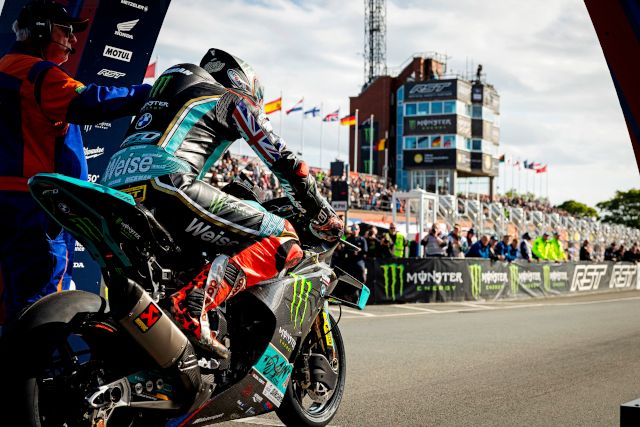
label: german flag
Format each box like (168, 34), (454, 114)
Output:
(264, 97), (282, 114)
(377, 138), (386, 151)
(340, 114), (356, 126)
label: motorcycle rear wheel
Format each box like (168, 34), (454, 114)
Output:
(0, 319), (154, 426)
(276, 314), (346, 427)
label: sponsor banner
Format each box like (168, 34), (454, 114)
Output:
(372, 258), (466, 303)
(404, 115), (471, 138)
(404, 79), (471, 102)
(368, 259), (638, 304)
(470, 153), (498, 176)
(403, 149), (471, 172)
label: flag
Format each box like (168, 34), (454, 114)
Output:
(431, 136), (441, 148)
(523, 160), (529, 169)
(304, 106), (320, 117)
(286, 98), (304, 115)
(145, 61), (156, 79)
(340, 114), (356, 126)
(360, 116), (372, 127)
(376, 138), (386, 151)
(322, 109), (340, 122)
(264, 97), (282, 114)
(513, 160), (520, 169)
(535, 164), (547, 174)
(499, 154), (506, 162)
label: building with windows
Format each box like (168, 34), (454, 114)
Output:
(349, 54), (501, 197)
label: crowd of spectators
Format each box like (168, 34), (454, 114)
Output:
(206, 156), (639, 265)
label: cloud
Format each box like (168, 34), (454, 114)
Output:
(154, 0), (638, 206)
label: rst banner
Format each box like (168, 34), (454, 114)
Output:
(368, 259), (639, 304)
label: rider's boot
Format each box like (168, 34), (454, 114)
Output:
(171, 255), (245, 359)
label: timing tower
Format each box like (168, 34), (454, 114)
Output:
(364, 0), (387, 86)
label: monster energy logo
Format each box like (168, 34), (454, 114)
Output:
(150, 75), (172, 98)
(543, 265), (551, 292)
(509, 264), (519, 295)
(290, 273), (312, 327)
(469, 265), (482, 299)
(69, 217), (102, 242)
(208, 193), (227, 214)
(381, 263), (404, 301)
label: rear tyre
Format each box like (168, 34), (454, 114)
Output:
(0, 318), (147, 426)
(276, 314), (346, 427)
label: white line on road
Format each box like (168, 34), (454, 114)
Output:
(393, 304), (440, 313)
(456, 302), (495, 310)
(338, 295), (640, 320)
(333, 307), (376, 317)
(231, 417), (339, 427)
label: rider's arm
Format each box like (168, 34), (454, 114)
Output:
(229, 99), (342, 240)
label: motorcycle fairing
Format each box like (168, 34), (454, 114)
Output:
(167, 259), (335, 425)
(28, 173), (144, 268)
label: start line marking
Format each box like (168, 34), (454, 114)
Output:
(232, 417), (339, 427)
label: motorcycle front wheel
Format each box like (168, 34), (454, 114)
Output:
(276, 313), (346, 427)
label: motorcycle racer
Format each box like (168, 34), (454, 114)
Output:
(102, 49), (343, 357)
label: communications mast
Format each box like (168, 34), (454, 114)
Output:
(364, 0), (387, 86)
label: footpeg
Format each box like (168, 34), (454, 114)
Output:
(198, 357), (220, 370)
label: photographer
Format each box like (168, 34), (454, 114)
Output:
(422, 225), (447, 257)
(379, 233), (395, 258)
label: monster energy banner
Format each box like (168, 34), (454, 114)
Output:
(369, 259), (639, 304)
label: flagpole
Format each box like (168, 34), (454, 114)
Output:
(354, 109), (359, 173)
(369, 114), (374, 175)
(383, 130), (389, 184)
(319, 103), (324, 168)
(279, 91), (283, 136)
(300, 104), (305, 156)
(546, 167), (549, 200)
(337, 116), (341, 161)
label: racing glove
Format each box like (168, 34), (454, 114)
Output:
(309, 200), (344, 242)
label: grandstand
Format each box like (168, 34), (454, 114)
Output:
(207, 153), (640, 256)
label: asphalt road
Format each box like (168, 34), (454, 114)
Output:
(225, 290), (640, 427)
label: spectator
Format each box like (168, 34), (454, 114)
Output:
(447, 233), (465, 258)
(0, 0), (151, 323)
(604, 242), (618, 261)
(382, 223), (407, 258)
(532, 232), (551, 260)
(494, 234), (511, 261)
(548, 231), (567, 261)
(506, 237), (519, 262)
(466, 235), (491, 258)
(579, 240), (593, 261)
(346, 224), (368, 283)
(466, 228), (477, 249)
(379, 231), (395, 258)
(364, 226), (380, 258)
(488, 235), (500, 261)
(623, 243), (638, 263)
(422, 225), (446, 257)
(519, 233), (533, 262)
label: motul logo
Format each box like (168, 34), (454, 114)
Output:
(103, 45), (132, 62)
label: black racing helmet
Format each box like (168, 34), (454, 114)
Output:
(200, 48), (264, 109)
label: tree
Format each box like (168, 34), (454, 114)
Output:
(556, 200), (599, 219)
(596, 189), (640, 228)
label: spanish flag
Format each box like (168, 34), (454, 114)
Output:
(340, 114), (356, 126)
(265, 97), (282, 114)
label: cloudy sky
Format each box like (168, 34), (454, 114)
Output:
(151, 0), (639, 206)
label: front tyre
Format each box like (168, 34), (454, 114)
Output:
(276, 314), (346, 427)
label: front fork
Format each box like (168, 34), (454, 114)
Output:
(313, 301), (337, 367)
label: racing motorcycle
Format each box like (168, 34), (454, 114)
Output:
(0, 172), (368, 426)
